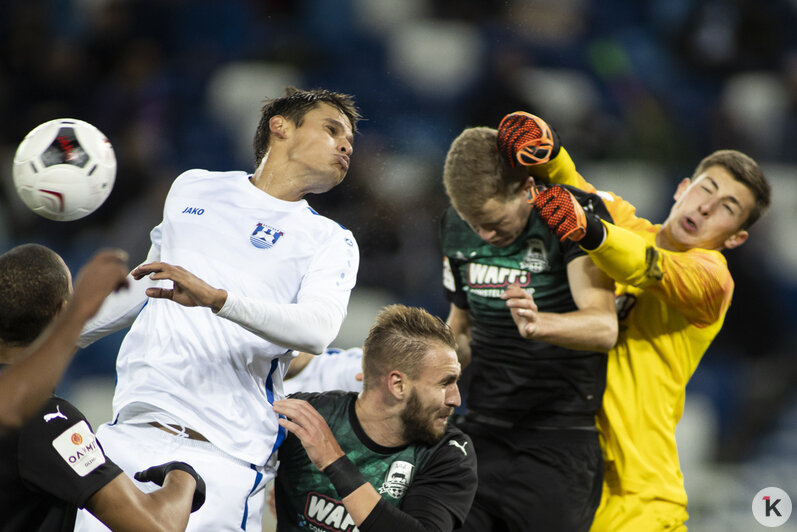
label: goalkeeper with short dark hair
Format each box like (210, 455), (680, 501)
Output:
(498, 112), (772, 531)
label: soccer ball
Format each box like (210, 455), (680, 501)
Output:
(13, 118), (116, 221)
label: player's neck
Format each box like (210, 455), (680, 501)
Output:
(655, 224), (687, 252)
(0, 344), (28, 365)
(250, 167), (303, 202)
(250, 153), (312, 202)
(354, 394), (408, 448)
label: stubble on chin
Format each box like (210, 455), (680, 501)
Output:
(400, 391), (448, 446)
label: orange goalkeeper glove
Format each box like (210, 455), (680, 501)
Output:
(530, 186), (605, 250)
(497, 111), (560, 167)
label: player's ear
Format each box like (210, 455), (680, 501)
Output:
(269, 116), (288, 139)
(387, 370), (406, 399)
(673, 177), (691, 201)
(55, 298), (69, 316)
(723, 229), (748, 250)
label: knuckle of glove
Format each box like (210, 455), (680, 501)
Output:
(533, 189), (556, 211)
(533, 188), (577, 238)
(498, 114), (535, 165)
(134, 466), (162, 485)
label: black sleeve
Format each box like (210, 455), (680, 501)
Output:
(443, 255), (469, 310)
(358, 499), (431, 532)
(439, 209), (469, 310)
(18, 398), (123, 508)
(564, 185), (614, 224)
(359, 432), (478, 532)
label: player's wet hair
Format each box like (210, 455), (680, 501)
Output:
(0, 244), (70, 346)
(253, 86), (361, 167)
(693, 149), (771, 230)
(443, 127), (527, 219)
(361, 305), (456, 391)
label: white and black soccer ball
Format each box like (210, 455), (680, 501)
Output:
(12, 118), (116, 221)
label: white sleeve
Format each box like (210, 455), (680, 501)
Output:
(216, 293), (344, 354)
(284, 347), (363, 395)
(217, 230), (358, 354)
(320, 347), (364, 392)
(77, 226), (162, 348)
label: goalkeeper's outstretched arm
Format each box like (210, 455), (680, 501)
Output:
(497, 112), (652, 232)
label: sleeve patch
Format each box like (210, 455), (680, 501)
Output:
(442, 257), (457, 292)
(645, 246), (664, 281)
(51, 420), (106, 477)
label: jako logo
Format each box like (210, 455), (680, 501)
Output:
(182, 206), (205, 215)
(752, 487), (792, 527)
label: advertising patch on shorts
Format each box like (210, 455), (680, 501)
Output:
(51, 420), (106, 477)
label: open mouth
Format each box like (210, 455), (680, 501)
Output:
(335, 155), (350, 171)
(682, 216), (698, 233)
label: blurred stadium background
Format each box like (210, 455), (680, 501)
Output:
(2, 1), (797, 530)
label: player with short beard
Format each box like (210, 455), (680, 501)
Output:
(400, 387), (453, 446)
(272, 304), (477, 532)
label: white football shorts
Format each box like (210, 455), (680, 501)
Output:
(73, 421), (275, 531)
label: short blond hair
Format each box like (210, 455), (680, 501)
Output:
(361, 304), (456, 390)
(442, 127), (526, 217)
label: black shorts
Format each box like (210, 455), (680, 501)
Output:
(455, 418), (603, 532)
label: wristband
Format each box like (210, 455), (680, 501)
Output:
(580, 215), (607, 251)
(323, 455), (368, 499)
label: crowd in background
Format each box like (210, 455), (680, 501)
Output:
(2, 1), (797, 520)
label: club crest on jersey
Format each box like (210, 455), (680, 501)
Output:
(250, 222), (284, 249)
(378, 461), (414, 499)
(519, 238), (549, 273)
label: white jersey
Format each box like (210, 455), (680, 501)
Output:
(105, 169), (359, 465)
(283, 347), (364, 396)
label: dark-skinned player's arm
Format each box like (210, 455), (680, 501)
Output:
(85, 461), (205, 532)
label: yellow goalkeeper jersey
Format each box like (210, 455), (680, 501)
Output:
(535, 149), (734, 505)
